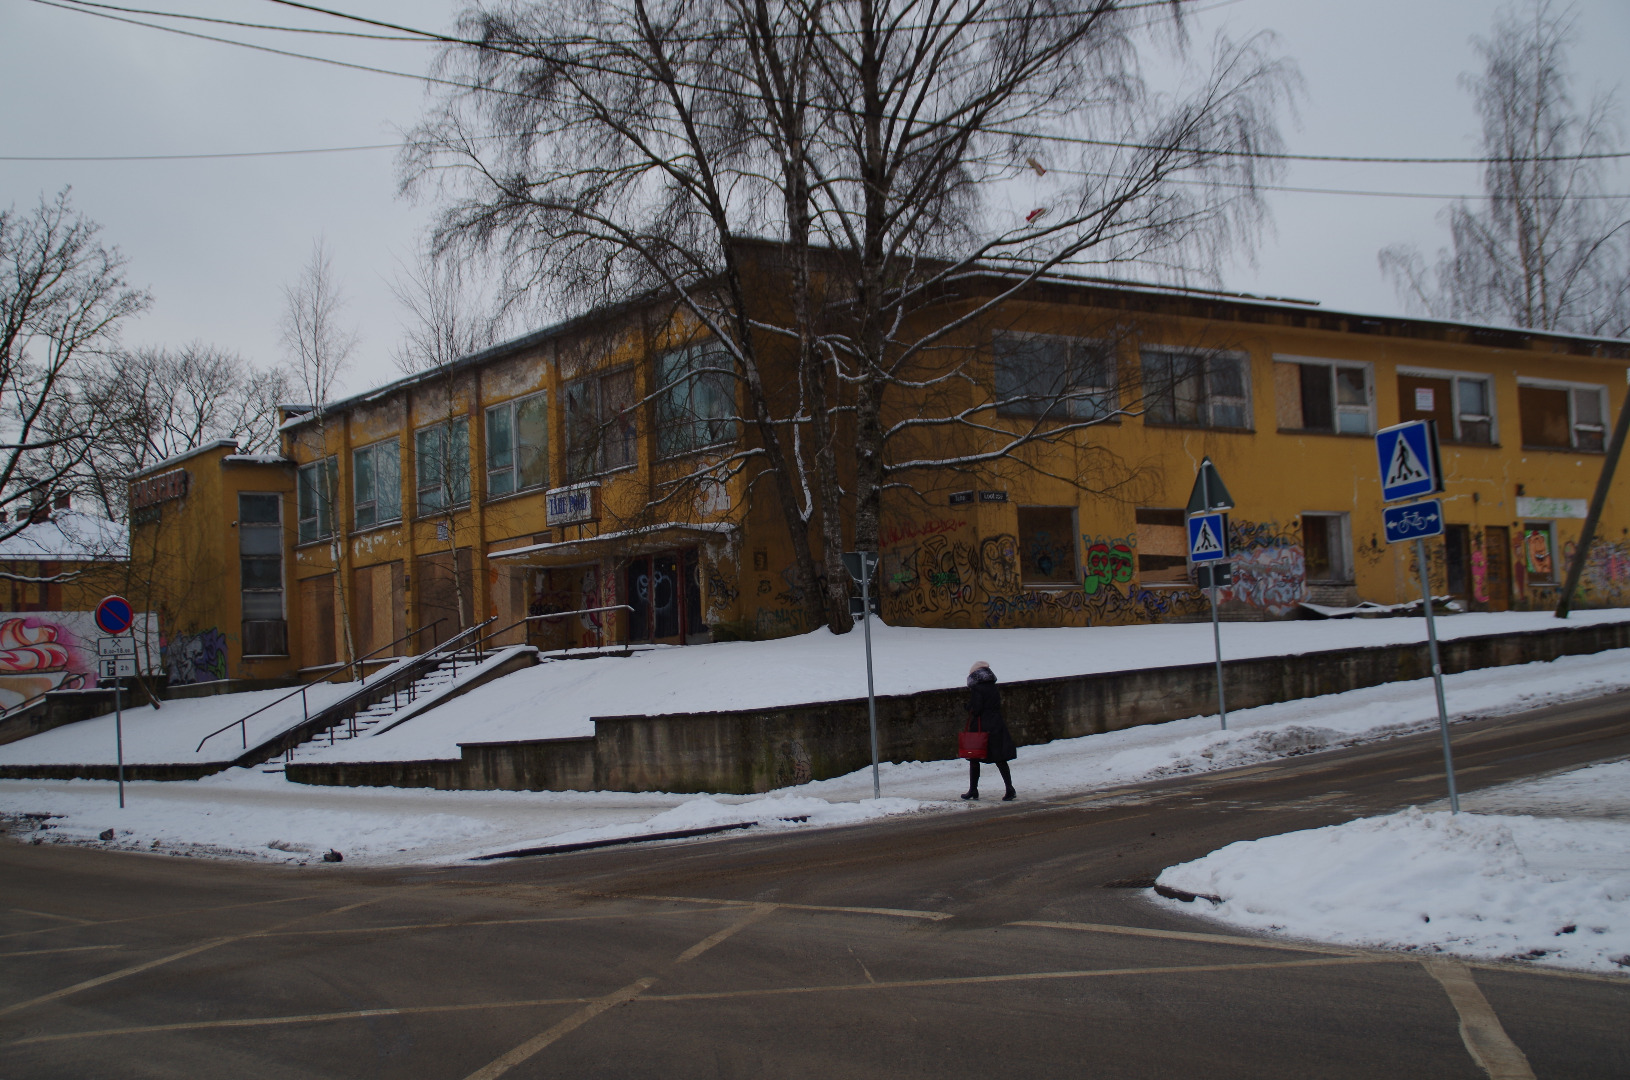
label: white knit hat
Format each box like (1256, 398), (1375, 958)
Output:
(969, 660), (991, 674)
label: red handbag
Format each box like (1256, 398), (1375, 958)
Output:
(958, 725), (989, 760)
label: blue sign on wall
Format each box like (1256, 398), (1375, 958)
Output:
(1382, 499), (1445, 544)
(1187, 512), (1228, 563)
(1375, 421), (1442, 503)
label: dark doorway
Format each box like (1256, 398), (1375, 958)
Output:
(625, 548), (702, 644)
(1482, 526), (1511, 612)
(1444, 524), (1470, 602)
(418, 548), (474, 647)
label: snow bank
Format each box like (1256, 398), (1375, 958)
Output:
(1155, 770), (1630, 973)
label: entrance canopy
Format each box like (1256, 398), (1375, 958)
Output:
(489, 521), (736, 565)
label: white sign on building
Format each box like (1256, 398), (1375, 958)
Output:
(545, 484), (597, 526)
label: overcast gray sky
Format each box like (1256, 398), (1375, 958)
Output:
(3, 0), (1627, 397)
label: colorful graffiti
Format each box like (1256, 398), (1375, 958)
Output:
(1471, 547), (1489, 604)
(1220, 518), (1308, 615)
(879, 517), (967, 549)
(981, 583), (1208, 628)
(1564, 537), (1630, 605)
(0, 616), (88, 709)
(1080, 535), (1135, 595)
(164, 627), (228, 685)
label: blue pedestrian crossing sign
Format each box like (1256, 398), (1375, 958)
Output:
(1382, 499), (1445, 544)
(1375, 421), (1442, 503)
(1187, 512), (1228, 563)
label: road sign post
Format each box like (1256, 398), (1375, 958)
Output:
(842, 551), (882, 800)
(1186, 458), (1233, 731)
(1372, 429), (1458, 813)
(96, 596), (134, 809)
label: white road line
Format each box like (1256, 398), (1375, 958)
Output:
(0, 895), (319, 942)
(459, 978), (657, 1080)
(1424, 960), (1537, 1080)
(0, 943), (126, 959)
(1010, 920), (1368, 956)
(674, 904), (776, 964)
(10, 908), (94, 925)
(600, 892), (953, 921)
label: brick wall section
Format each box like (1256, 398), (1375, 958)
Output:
(283, 619), (1630, 794)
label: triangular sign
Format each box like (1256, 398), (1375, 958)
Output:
(1192, 519), (1224, 556)
(1384, 435), (1429, 489)
(1186, 457), (1234, 514)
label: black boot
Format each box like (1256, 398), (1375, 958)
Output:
(1002, 788), (1017, 801)
(960, 790), (979, 801)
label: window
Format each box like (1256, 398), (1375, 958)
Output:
(1142, 349), (1251, 429)
(1017, 506), (1078, 586)
(486, 392), (549, 498)
(296, 457), (338, 544)
(1275, 358), (1372, 434)
(565, 367), (637, 481)
(1134, 507), (1189, 585)
(1521, 522), (1556, 583)
(1301, 513), (1352, 583)
(1519, 382), (1606, 451)
(239, 492), (286, 655)
(656, 345), (735, 457)
(352, 439), (401, 529)
(1398, 372), (1493, 444)
(993, 333), (1116, 421)
(416, 417), (470, 513)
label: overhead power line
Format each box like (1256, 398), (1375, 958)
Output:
(26, 0), (1630, 170)
(56, 0), (425, 39)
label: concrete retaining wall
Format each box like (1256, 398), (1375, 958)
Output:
(285, 618), (1630, 794)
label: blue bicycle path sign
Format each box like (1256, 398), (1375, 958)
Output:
(1187, 512), (1228, 563)
(1375, 420), (1442, 503)
(1383, 499), (1445, 544)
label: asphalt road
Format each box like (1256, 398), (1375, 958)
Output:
(3, 689), (1629, 1079)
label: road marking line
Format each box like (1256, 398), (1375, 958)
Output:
(1009, 920), (1367, 956)
(260, 908), (704, 939)
(675, 904), (776, 964)
(1423, 960), (1536, 1080)
(0, 944), (126, 959)
(0, 898), (377, 1020)
(597, 893), (953, 921)
(0, 895), (319, 942)
(6, 996), (596, 1047)
(642, 955), (1382, 1003)
(10, 908), (94, 925)
(460, 978), (657, 1080)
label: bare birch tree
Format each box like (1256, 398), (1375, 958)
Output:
(282, 240), (360, 666)
(406, 0), (1295, 632)
(1380, 0), (1629, 337)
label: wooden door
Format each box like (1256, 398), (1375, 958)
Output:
(1482, 526), (1511, 612)
(354, 562), (406, 658)
(419, 548), (474, 647)
(299, 574), (337, 669)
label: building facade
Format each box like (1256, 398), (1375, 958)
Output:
(129, 274), (1630, 684)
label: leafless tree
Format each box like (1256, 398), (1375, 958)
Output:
(406, 0), (1295, 632)
(82, 342), (291, 520)
(0, 188), (148, 550)
(282, 240), (360, 666)
(1380, 0), (1629, 337)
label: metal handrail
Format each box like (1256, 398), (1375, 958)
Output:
(472, 604), (633, 655)
(195, 616), (494, 754)
(349, 618), (445, 683)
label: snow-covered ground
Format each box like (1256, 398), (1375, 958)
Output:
(4, 647), (1628, 871)
(1155, 760), (1630, 973)
(4, 610), (1627, 768)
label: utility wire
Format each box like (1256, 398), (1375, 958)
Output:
(55, 0), (425, 39)
(25, 0), (1630, 170)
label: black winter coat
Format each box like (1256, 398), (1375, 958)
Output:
(966, 671), (1017, 763)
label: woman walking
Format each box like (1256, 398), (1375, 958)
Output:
(963, 660), (1017, 801)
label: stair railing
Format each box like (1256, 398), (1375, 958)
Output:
(197, 617), (493, 754)
(349, 618), (445, 684)
(470, 604), (633, 656)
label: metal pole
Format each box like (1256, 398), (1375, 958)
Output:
(862, 554), (881, 801)
(1415, 536), (1459, 813)
(1556, 367), (1630, 619)
(1202, 467), (1227, 730)
(114, 671), (125, 810)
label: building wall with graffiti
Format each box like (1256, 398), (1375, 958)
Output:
(0, 611), (160, 710)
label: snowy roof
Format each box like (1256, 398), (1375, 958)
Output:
(128, 440), (241, 480)
(0, 511), (128, 562)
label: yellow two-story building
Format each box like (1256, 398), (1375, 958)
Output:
(129, 266), (1630, 685)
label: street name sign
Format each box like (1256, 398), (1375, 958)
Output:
(1375, 421), (1442, 503)
(1187, 512), (1228, 563)
(1382, 499), (1446, 544)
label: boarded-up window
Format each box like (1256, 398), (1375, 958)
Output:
(1519, 383), (1605, 450)
(418, 548), (474, 647)
(1400, 374), (1494, 445)
(299, 574), (338, 669)
(1275, 360), (1370, 434)
(354, 561), (406, 658)
(1017, 507), (1078, 586)
(1135, 507), (1188, 584)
